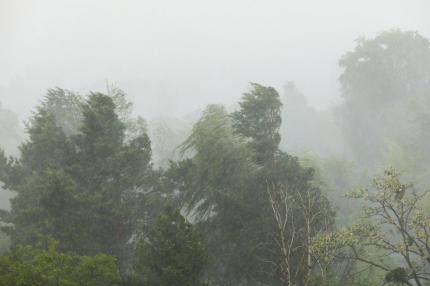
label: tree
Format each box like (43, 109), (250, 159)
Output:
(231, 84), (335, 285)
(19, 102), (75, 178)
(170, 104), (257, 285)
(180, 104), (254, 215)
(232, 83), (282, 165)
(260, 153), (334, 286)
(69, 92), (153, 264)
(338, 30), (430, 168)
(0, 237), (120, 286)
(41, 88), (83, 136)
(171, 84), (335, 285)
(0, 94), (80, 249)
(313, 169), (430, 285)
(3, 169), (85, 252)
(0, 90), (155, 272)
(134, 204), (207, 286)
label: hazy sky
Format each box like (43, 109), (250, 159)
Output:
(1, 0), (429, 119)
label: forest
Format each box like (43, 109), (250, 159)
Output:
(1, 29), (430, 286)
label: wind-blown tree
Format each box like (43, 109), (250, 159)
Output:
(134, 204), (207, 286)
(180, 104), (254, 215)
(41, 88), (83, 136)
(232, 82), (282, 165)
(169, 84), (334, 285)
(232, 83), (334, 286)
(177, 104), (258, 285)
(0, 89), (154, 271)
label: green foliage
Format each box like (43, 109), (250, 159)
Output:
(168, 104), (256, 284)
(232, 82), (282, 164)
(180, 104), (254, 215)
(170, 84), (335, 285)
(0, 90), (155, 272)
(314, 169), (430, 285)
(134, 204), (207, 286)
(385, 267), (408, 284)
(67, 92), (154, 259)
(4, 169), (85, 251)
(42, 88), (83, 136)
(0, 237), (120, 286)
(19, 104), (74, 175)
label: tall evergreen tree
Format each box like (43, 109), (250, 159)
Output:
(0, 90), (154, 271)
(71, 93), (153, 262)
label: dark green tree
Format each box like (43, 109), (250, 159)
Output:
(71, 93), (153, 260)
(170, 84), (334, 285)
(134, 204), (207, 286)
(232, 83), (282, 164)
(3, 169), (85, 252)
(0, 90), (154, 272)
(0, 94), (79, 252)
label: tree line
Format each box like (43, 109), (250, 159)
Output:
(1, 29), (430, 286)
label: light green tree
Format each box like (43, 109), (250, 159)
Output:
(313, 169), (430, 286)
(0, 237), (121, 286)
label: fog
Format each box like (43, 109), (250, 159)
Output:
(1, 0), (429, 119)
(2, 2), (430, 285)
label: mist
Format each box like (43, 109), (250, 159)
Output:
(1, 1), (430, 285)
(2, 0), (429, 119)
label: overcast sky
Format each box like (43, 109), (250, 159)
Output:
(1, 0), (429, 119)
